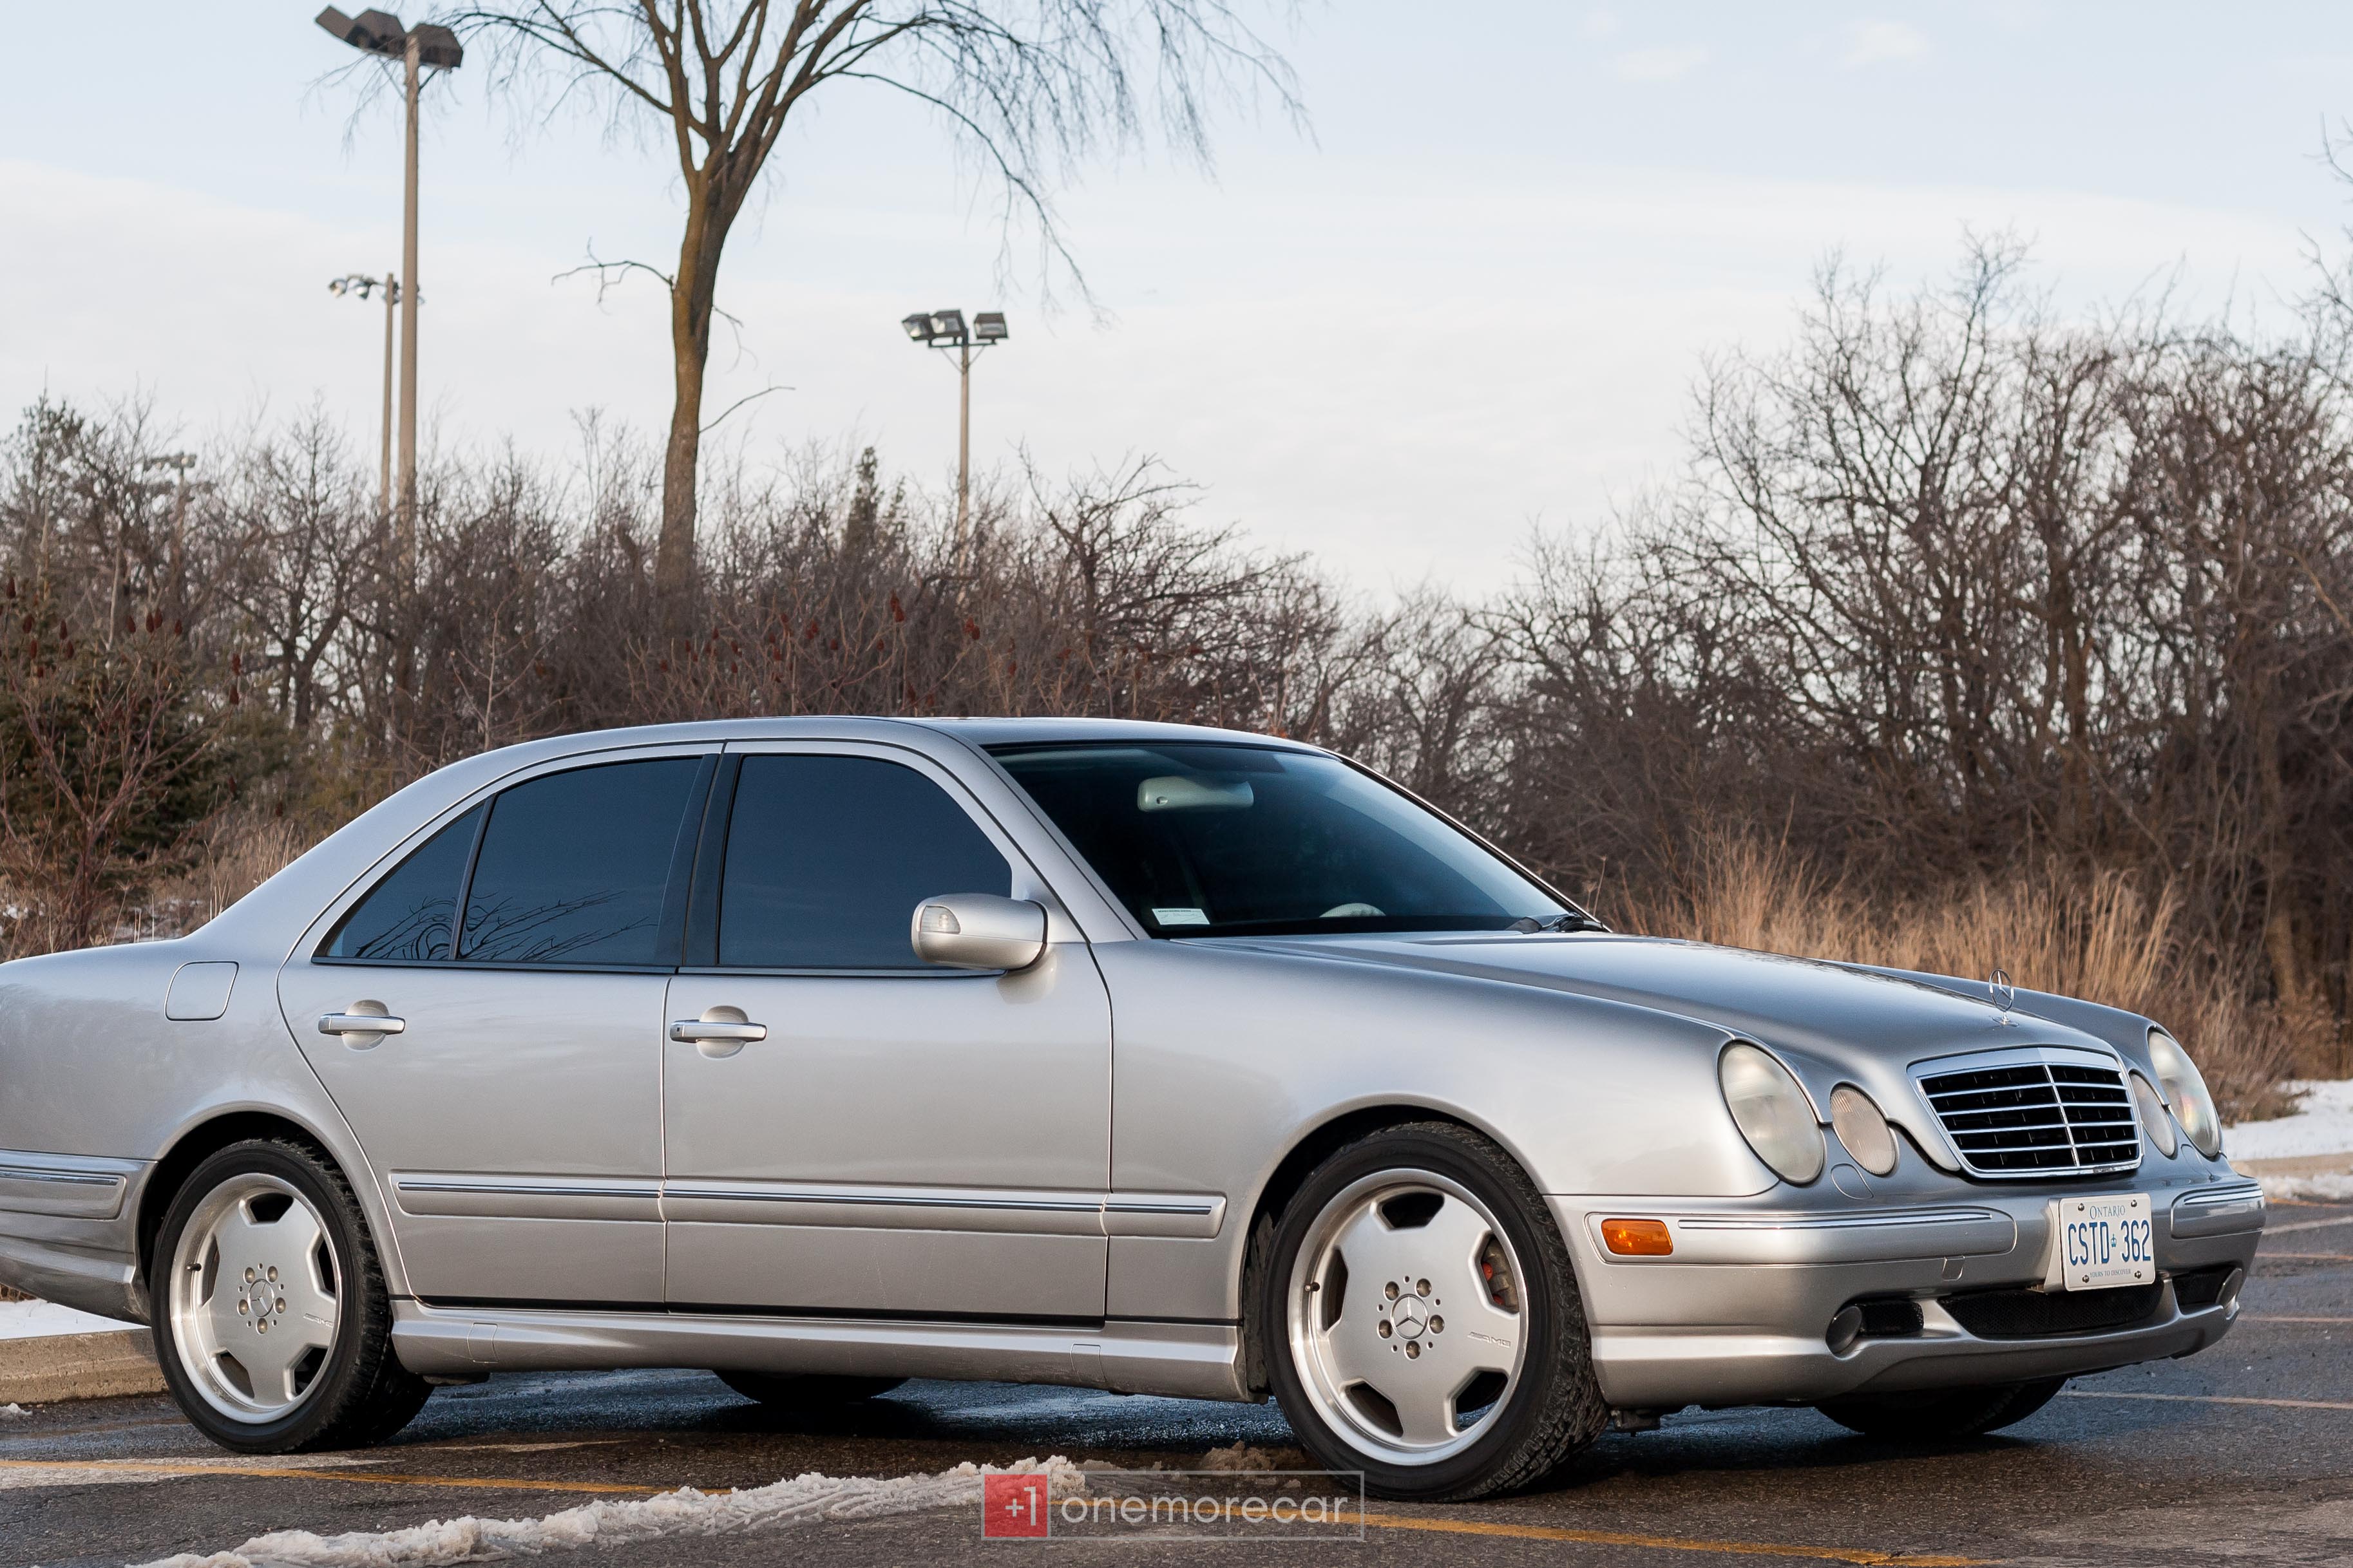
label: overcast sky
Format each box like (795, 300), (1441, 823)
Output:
(5, 3), (2352, 592)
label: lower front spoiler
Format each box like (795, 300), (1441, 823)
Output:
(1590, 1286), (2240, 1409)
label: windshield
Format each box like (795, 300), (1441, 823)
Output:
(989, 741), (1577, 938)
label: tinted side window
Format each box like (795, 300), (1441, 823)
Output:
(719, 755), (1011, 968)
(322, 803), (485, 961)
(460, 759), (703, 967)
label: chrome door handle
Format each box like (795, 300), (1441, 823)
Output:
(668, 1020), (768, 1044)
(318, 1012), (406, 1036)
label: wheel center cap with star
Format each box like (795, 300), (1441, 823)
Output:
(1391, 1294), (1429, 1340)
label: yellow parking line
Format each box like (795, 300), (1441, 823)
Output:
(0, 1459), (1994, 1564)
(1355, 1511), (1990, 1564)
(0, 1457), (667, 1495)
(2062, 1390), (2353, 1412)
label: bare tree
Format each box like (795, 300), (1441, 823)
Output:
(448, 0), (1300, 632)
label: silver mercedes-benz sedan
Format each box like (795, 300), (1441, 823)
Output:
(0, 718), (2263, 1499)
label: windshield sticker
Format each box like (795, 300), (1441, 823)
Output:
(1152, 907), (1212, 927)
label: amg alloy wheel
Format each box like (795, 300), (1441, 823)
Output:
(1259, 1122), (1607, 1500)
(151, 1139), (429, 1453)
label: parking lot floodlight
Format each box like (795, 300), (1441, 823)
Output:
(972, 312), (1008, 342)
(929, 308), (967, 343)
(902, 312), (937, 343)
(316, 7), (408, 57)
(410, 22), (463, 68)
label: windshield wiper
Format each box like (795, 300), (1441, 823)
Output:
(1510, 912), (1606, 934)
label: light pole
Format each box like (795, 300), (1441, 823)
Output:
(329, 272), (399, 523)
(138, 453), (199, 629)
(902, 308), (1008, 569)
(316, 8), (462, 586)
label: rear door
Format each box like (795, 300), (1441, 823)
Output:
(660, 741), (1112, 1319)
(280, 748), (712, 1305)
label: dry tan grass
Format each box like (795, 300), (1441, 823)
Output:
(1614, 834), (2307, 1122)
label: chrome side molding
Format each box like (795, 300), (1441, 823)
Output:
(386, 1173), (1226, 1236)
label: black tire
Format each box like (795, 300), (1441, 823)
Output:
(149, 1138), (430, 1453)
(1255, 1122), (1608, 1502)
(716, 1370), (908, 1406)
(1815, 1376), (2066, 1440)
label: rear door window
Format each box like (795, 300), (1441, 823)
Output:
(459, 759), (705, 967)
(321, 802), (486, 962)
(718, 754), (1011, 969)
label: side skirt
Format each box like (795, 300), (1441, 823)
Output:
(390, 1301), (1251, 1403)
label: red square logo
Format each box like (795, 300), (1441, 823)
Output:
(984, 1473), (1050, 1538)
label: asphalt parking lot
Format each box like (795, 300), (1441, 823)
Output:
(5, 1200), (2349, 1568)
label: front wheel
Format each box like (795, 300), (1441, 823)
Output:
(1815, 1377), (2066, 1440)
(151, 1138), (429, 1453)
(1257, 1122), (1608, 1501)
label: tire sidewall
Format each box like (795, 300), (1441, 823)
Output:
(1257, 1125), (1594, 1500)
(149, 1140), (376, 1453)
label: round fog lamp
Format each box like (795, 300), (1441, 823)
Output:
(1829, 1085), (1899, 1176)
(2130, 1072), (2178, 1158)
(1719, 1043), (1825, 1185)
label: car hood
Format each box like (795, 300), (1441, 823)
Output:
(1219, 930), (2122, 1078)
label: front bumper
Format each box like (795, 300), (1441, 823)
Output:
(1554, 1176), (2264, 1410)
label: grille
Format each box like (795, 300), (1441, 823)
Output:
(1944, 1281), (2163, 1339)
(1915, 1052), (2141, 1178)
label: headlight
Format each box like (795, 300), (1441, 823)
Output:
(1829, 1084), (1899, 1176)
(2129, 1072), (2178, 1158)
(2147, 1029), (2222, 1158)
(1720, 1043), (1825, 1184)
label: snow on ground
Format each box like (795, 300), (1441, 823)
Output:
(0, 1404), (26, 1421)
(133, 1456), (1086, 1568)
(2226, 1080), (2353, 1160)
(0, 1299), (134, 1340)
(2225, 1079), (2353, 1199)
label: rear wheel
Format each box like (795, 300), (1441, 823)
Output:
(1815, 1377), (2066, 1440)
(151, 1138), (429, 1453)
(716, 1370), (907, 1406)
(1257, 1122), (1608, 1501)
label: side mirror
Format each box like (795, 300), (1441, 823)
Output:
(910, 893), (1049, 971)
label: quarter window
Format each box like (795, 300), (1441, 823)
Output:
(321, 803), (485, 962)
(718, 755), (1011, 968)
(459, 759), (703, 967)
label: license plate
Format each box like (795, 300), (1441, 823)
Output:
(2052, 1193), (2155, 1290)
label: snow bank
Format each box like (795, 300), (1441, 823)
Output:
(2227, 1080), (2353, 1162)
(131, 1455), (1083, 1568)
(0, 1404), (26, 1421)
(0, 1299), (135, 1340)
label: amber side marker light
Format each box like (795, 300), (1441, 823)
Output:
(1601, 1218), (1673, 1256)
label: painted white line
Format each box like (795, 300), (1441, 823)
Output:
(2062, 1390), (2353, 1412)
(2263, 1214), (2353, 1235)
(128, 1456), (1082, 1568)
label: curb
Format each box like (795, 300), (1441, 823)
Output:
(2236, 1152), (2353, 1180)
(0, 1328), (166, 1405)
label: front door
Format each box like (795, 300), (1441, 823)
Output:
(280, 750), (710, 1305)
(661, 743), (1112, 1319)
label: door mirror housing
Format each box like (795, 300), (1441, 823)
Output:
(910, 893), (1049, 971)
